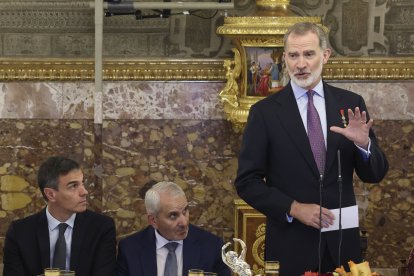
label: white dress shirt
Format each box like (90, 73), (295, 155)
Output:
(291, 80), (327, 148)
(154, 229), (184, 276)
(46, 207), (76, 270)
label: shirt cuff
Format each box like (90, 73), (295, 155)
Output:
(355, 138), (371, 161)
(286, 214), (293, 223)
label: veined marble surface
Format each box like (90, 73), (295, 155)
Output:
(1, 81), (413, 120)
(0, 80), (413, 269)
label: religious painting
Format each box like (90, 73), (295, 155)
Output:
(245, 46), (286, 97)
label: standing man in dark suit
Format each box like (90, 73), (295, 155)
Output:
(235, 22), (388, 275)
(116, 181), (231, 276)
(3, 156), (117, 276)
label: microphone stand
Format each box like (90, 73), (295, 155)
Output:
(318, 173), (323, 275)
(337, 150), (343, 268)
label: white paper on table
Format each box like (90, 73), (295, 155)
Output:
(321, 205), (359, 232)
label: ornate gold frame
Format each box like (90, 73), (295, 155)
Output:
(0, 57), (412, 82)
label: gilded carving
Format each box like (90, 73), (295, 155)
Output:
(240, 37), (284, 47)
(219, 48), (242, 108)
(217, 16), (321, 36)
(235, 199), (267, 276)
(256, 0), (291, 8)
(252, 223), (266, 267)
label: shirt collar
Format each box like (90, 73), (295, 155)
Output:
(46, 206), (76, 230)
(154, 228), (184, 250)
(291, 79), (324, 100)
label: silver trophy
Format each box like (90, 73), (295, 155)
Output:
(222, 238), (253, 276)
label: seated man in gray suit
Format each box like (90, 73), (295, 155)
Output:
(3, 156), (116, 276)
(116, 181), (231, 276)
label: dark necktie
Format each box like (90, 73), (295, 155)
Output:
(307, 90), (326, 175)
(164, 242), (178, 276)
(53, 223), (68, 270)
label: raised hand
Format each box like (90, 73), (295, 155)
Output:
(330, 107), (372, 149)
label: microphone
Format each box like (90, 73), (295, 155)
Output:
(337, 150), (343, 268)
(318, 173), (323, 275)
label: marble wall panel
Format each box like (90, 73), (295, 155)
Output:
(0, 83), (63, 119)
(62, 82), (94, 119)
(2, 81), (413, 121)
(103, 82), (225, 119)
(101, 119), (241, 240)
(0, 82), (94, 119)
(358, 120), (414, 268)
(330, 82), (414, 121)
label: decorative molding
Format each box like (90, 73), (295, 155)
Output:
(324, 57), (414, 80)
(216, 16), (321, 36)
(0, 57), (413, 82)
(256, 0), (290, 8)
(0, 58), (226, 81)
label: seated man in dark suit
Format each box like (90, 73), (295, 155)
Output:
(3, 156), (117, 276)
(116, 181), (231, 276)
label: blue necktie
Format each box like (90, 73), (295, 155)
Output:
(307, 90), (326, 175)
(164, 242), (178, 276)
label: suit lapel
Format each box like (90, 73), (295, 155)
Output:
(272, 84), (320, 177)
(324, 82), (345, 177)
(142, 228), (158, 276)
(70, 212), (86, 271)
(37, 209), (51, 269)
(182, 225), (200, 274)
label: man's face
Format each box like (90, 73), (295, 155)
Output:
(284, 31), (331, 90)
(44, 169), (88, 220)
(148, 192), (190, 241)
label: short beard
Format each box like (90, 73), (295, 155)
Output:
(289, 58), (324, 89)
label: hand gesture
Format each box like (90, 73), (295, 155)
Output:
(330, 107), (372, 149)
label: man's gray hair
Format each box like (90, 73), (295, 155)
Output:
(145, 181), (186, 215)
(283, 22), (328, 50)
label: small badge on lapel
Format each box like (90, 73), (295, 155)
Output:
(340, 109), (348, 127)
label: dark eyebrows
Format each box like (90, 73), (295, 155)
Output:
(167, 204), (189, 216)
(304, 50), (316, 55)
(66, 179), (82, 187)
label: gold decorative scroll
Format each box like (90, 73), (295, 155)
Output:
(0, 57), (412, 82)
